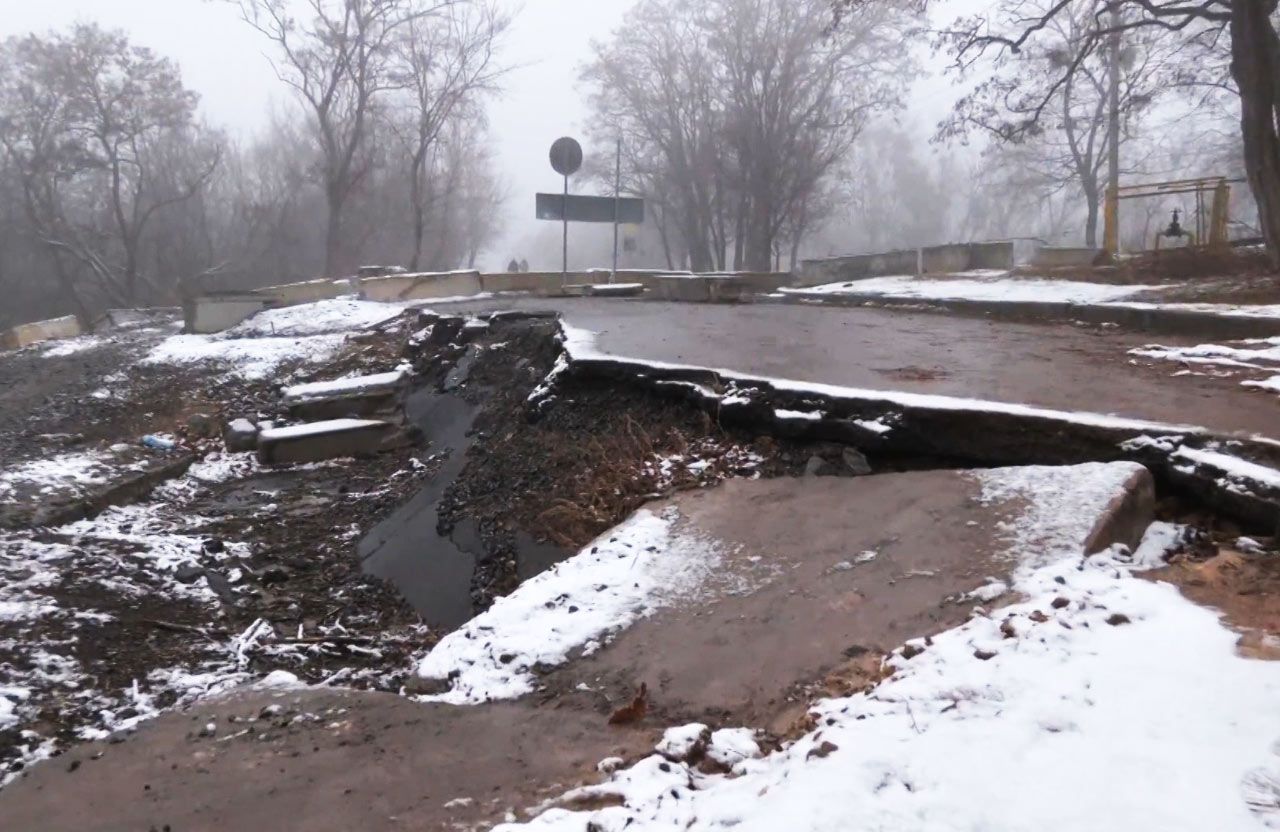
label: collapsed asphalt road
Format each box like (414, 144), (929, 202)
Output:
(440, 297), (1280, 441)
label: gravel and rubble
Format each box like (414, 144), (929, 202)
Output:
(0, 303), (880, 785)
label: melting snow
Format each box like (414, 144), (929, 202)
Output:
(1132, 336), (1280, 397)
(496, 462), (1280, 832)
(415, 508), (727, 704)
(785, 275), (1157, 304)
(226, 298), (404, 337)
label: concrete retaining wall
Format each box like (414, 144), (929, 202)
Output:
(1030, 247), (1102, 268)
(969, 241), (1017, 270)
(2, 315), (84, 350)
(798, 242), (1020, 287)
(184, 294), (274, 335)
(361, 270), (484, 302)
(261, 278), (349, 306)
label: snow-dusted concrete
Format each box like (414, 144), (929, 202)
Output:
(415, 464), (1155, 717)
(282, 368), (409, 405)
(494, 464), (1280, 832)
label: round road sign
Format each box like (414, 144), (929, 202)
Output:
(550, 137), (583, 177)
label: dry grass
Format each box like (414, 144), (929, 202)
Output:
(531, 414), (701, 548)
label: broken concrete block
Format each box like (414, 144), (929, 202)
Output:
(842, 447), (873, 476)
(282, 369), (409, 420)
(429, 316), (466, 346)
(257, 419), (393, 465)
(282, 370), (408, 406)
(224, 419), (260, 452)
(187, 413), (218, 439)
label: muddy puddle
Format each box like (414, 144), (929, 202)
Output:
(358, 389), (478, 628)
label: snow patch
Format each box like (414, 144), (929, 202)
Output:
(415, 508), (727, 704)
(497, 466), (1280, 832)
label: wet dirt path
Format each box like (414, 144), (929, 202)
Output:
(440, 298), (1280, 439)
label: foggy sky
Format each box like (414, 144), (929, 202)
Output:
(1, 0), (960, 271)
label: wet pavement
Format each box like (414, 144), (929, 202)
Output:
(439, 297), (1280, 439)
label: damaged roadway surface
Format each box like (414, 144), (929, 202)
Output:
(0, 465), (1155, 830)
(445, 297), (1280, 440)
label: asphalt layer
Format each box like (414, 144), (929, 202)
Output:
(442, 297), (1280, 439)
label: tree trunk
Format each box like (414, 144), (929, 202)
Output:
(1230, 0), (1280, 271)
(324, 183), (347, 277)
(743, 198), (774, 272)
(408, 151), (428, 272)
(1083, 179), (1100, 249)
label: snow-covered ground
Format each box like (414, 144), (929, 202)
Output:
(0, 448), (395, 784)
(1133, 336), (1280, 396)
(491, 462), (1280, 831)
(784, 274), (1280, 321)
(142, 299), (408, 380)
(784, 274), (1159, 304)
(223, 298), (405, 337)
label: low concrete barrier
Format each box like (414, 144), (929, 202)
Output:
(798, 242), (1020, 287)
(184, 294), (275, 335)
(1030, 247), (1102, 268)
(969, 241), (1017, 270)
(776, 290), (1280, 340)
(262, 278), (350, 305)
(361, 270), (484, 302)
(2, 315), (84, 350)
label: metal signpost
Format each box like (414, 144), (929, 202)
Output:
(548, 137), (583, 284)
(539, 137), (644, 285)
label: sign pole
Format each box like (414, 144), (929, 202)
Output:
(562, 173), (569, 287)
(611, 138), (621, 284)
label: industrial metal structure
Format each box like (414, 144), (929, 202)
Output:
(1104, 176), (1242, 255)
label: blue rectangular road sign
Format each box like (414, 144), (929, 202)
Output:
(537, 193), (645, 224)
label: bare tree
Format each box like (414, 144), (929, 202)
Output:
(585, 0), (913, 273)
(838, 0), (1280, 268)
(389, 0), (509, 271)
(939, 0), (1174, 246)
(0, 24), (218, 318)
(231, 0), (449, 275)
(583, 0), (730, 272)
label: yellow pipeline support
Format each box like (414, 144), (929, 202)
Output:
(1103, 186), (1120, 255)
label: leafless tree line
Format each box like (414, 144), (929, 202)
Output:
(837, 0), (1278, 266)
(0, 0), (509, 329)
(582, 0), (916, 273)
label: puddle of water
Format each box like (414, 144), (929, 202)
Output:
(358, 385), (574, 630)
(358, 390), (480, 629)
(206, 473), (309, 512)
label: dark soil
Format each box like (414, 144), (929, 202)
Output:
(428, 316), (880, 615)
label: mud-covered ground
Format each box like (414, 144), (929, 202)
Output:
(0, 307), (888, 782)
(3, 300), (1275, 792)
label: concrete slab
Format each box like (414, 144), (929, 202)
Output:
(281, 370), (408, 420)
(533, 468), (1152, 728)
(257, 419), (393, 464)
(0, 447), (194, 530)
(0, 687), (655, 832)
(2, 315), (83, 350)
